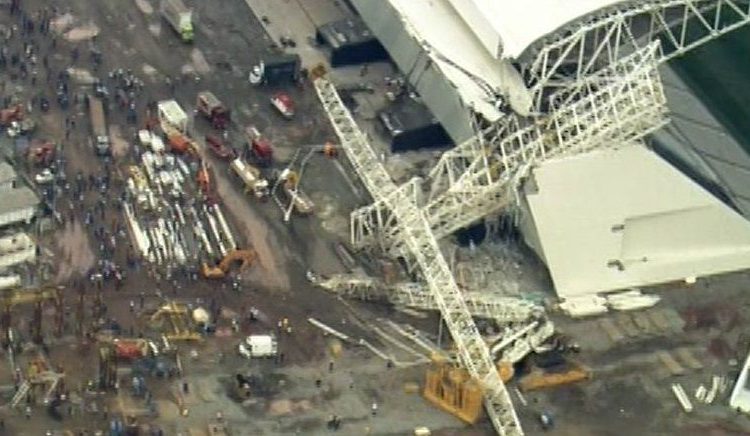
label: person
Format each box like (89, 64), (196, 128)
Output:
(371, 402), (377, 416)
(24, 405), (31, 419)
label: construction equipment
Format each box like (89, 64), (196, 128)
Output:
(308, 63), (327, 81)
(0, 104), (24, 125)
(0, 286), (63, 345)
(245, 125), (273, 166)
(12, 358), (64, 407)
(150, 301), (202, 341)
(279, 169), (314, 216)
(106, 338), (150, 360)
(197, 161), (219, 204)
(230, 158), (269, 200)
(206, 134), (236, 161)
(519, 359), (590, 392)
(314, 76), (524, 435)
(248, 53), (301, 86)
(98, 345), (117, 389)
(87, 95), (111, 156)
(201, 249), (256, 279)
(27, 141), (56, 166)
(238, 334), (278, 358)
(270, 92), (294, 119)
(197, 91), (231, 130)
(157, 99), (188, 133)
(163, 123), (199, 157)
(160, 0), (194, 42)
(423, 355), (484, 424)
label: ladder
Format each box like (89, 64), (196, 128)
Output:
(10, 380), (30, 408)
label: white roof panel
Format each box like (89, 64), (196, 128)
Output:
(448, 0), (633, 58)
(525, 144), (750, 298)
(390, 0), (533, 118)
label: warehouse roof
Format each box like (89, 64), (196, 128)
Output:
(390, 0), (533, 118)
(0, 186), (39, 216)
(448, 0), (634, 58)
(524, 144), (750, 298)
(0, 162), (16, 186)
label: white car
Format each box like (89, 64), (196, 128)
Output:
(34, 169), (55, 184)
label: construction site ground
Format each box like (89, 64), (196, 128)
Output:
(0, 0), (748, 435)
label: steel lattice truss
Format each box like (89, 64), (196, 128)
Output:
(525, 0), (750, 109)
(353, 42), (668, 258)
(314, 77), (525, 436)
(315, 273), (554, 362)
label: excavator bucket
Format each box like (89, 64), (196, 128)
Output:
(201, 249), (256, 279)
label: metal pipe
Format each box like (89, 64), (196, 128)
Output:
(213, 204), (236, 250)
(204, 206), (226, 256)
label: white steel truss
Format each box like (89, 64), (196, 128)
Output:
(314, 77), (525, 436)
(353, 43), (668, 256)
(525, 0), (750, 110)
(315, 273), (554, 363)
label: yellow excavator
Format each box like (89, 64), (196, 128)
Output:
(201, 249), (256, 279)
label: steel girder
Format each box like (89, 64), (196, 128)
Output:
(314, 77), (525, 436)
(525, 0), (750, 110)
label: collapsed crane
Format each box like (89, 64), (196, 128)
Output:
(314, 76), (524, 436)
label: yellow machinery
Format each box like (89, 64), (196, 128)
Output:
(11, 356), (65, 408)
(201, 248), (256, 279)
(150, 301), (202, 341)
(0, 286), (63, 344)
(519, 360), (591, 391)
(423, 355), (483, 424)
(308, 63), (327, 81)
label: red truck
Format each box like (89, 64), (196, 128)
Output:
(197, 91), (231, 130)
(244, 126), (273, 166)
(270, 92), (294, 119)
(206, 134), (236, 161)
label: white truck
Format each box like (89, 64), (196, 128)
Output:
(157, 100), (188, 134)
(238, 335), (277, 358)
(88, 95), (111, 156)
(230, 158), (269, 200)
(160, 0), (194, 43)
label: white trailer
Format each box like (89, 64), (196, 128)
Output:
(157, 100), (188, 134)
(160, 0), (194, 42)
(239, 335), (278, 358)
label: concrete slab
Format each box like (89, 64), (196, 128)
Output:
(243, 0), (348, 68)
(657, 351), (686, 376)
(599, 318), (625, 343)
(632, 312), (657, 335)
(616, 314), (641, 338)
(647, 308), (673, 332)
(675, 347), (704, 370)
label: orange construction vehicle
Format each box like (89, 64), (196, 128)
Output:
(27, 141), (56, 166)
(423, 355), (483, 424)
(196, 160), (221, 203)
(201, 249), (256, 279)
(0, 104), (24, 126)
(519, 360), (590, 391)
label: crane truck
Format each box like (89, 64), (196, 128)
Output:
(87, 95), (111, 156)
(160, 0), (194, 43)
(230, 158), (269, 200)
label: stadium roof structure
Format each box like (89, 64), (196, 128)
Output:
(448, 0), (632, 58)
(522, 144), (750, 298)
